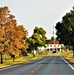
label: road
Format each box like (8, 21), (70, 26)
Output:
(0, 56), (74, 75)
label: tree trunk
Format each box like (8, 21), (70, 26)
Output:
(33, 54), (35, 57)
(13, 55), (15, 62)
(0, 53), (3, 64)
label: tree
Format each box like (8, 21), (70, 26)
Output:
(46, 39), (50, 44)
(26, 37), (35, 53)
(6, 25), (28, 61)
(0, 6), (10, 63)
(0, 6), (28, 63)
(55, 7), (74, 57)
(27, 26), (47, 53)
(50, 36), (57, 41)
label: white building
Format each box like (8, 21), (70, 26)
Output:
(38, 46), (45, 52)
(47, 41), (61, 53)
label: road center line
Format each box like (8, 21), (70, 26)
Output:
(62, 57), (74, 70)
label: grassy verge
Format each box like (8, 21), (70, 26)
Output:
(61, 51), (74, 63)
(0, 52), (49, 68)
(0, 51), (74, 68)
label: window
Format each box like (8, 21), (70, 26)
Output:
(50, 45), (52, 47)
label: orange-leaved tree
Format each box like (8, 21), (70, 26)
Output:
(0, 6), (28, 63)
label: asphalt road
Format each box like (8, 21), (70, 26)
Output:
(0, 56), (74, 75)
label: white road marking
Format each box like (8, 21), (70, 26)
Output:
(38, 66), (41, 68)
(36, 68), (38, 70)
(31, 64), (44, 73)
(31, 71), (34, 73)
(62, 57), (74, 70)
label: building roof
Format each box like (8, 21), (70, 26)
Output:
(48, 41), (59, 44)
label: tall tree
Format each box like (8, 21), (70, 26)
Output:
(55, 7), (74, 57)
(0, 6), (28, 63)
(50, 36), (57, 41)
(27, 26), (47, 53)
(0, 6), (10, 63)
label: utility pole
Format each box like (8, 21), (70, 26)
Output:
(52, 13), (55, 45)
(53, 25), (55, 44)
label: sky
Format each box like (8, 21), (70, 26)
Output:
(0, 0), (74, 39)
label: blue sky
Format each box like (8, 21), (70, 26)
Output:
(0, 0), (74, 39)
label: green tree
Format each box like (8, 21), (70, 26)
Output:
(55, 7), (74, 57)
(26, 37), (35, 53)
(50, 36), (57, 41)
(27, 26), (47, 53)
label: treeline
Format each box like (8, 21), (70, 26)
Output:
(0, 6), (47, 64)
(55, 6), (74, 57)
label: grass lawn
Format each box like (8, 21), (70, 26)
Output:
(61, 51), (74, 63)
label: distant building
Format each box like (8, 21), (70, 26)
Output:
(38, 46), (45, 52)
(46, 41), (61, 53)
